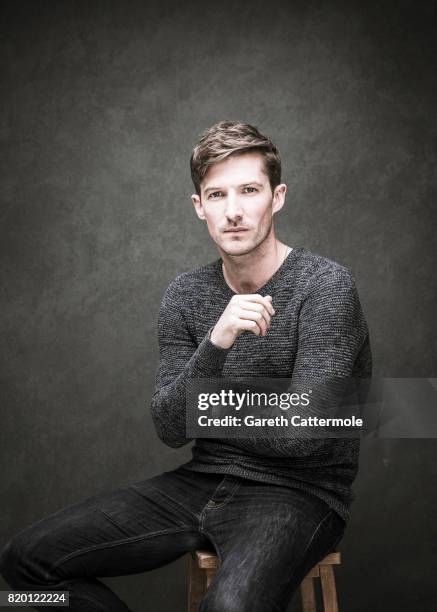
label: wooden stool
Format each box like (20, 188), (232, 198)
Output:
(187, 550), (341, 612)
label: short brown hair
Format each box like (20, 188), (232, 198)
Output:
(190, 121), (281, 196)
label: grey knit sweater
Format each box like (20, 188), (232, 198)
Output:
(151, 247), (372, 522)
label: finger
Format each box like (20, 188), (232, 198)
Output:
(237, 309), (269, 335)
(237, 302), (272, 328)
(235, 293), (267, 302)
(263, 295), (275, 315)
(237, 308), (270, 328)
(250, 294), (275, 316)
(231, 293), (275, 315)
(237, 319), (262, 336)
(236, 293), (275, 316)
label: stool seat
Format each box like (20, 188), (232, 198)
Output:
(187, 549), (341, 612)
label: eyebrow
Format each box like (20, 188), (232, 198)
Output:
(204, 181), (264, 194)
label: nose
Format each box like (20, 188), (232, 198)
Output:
(225, 192), (243, 223)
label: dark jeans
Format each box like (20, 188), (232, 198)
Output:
(0, 466), (346, 612)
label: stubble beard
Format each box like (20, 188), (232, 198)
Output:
(219, 216), (274, 258)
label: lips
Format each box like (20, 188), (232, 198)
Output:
(224, 228), (249, 233)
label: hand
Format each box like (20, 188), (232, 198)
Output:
(210, 294), (276, 349)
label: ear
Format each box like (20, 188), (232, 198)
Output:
(272, 183), (287, 214)
(192, 193), (206, 220)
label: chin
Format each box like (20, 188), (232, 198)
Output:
(219, 241), (256, 257)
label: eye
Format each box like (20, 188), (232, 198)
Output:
(208, 191), (223, 199)
(242, 186), (258, 194)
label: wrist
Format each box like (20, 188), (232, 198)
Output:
(209, 326), (232, 350)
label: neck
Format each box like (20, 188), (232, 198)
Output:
(220, 234), (291, 294)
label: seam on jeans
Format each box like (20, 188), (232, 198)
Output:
(98, 509), (132, 538)
(130, 482), (201, 524)
(206, 480), (241, 509)
(193, 474), (237, 520)
(300, 510), (335, 563)
(198, 480), (241, 531)
(51, 526), (190, 572)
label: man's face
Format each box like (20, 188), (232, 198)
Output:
(191, 152), (286, 257)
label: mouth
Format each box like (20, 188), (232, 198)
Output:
(224, 228), (249, 234)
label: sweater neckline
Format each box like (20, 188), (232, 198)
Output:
(214, 246), (305, 296)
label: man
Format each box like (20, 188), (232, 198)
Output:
(0, 121), (372, 611)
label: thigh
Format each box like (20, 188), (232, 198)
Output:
(4, 468), (218, 585)
(202, 482), (345, 612)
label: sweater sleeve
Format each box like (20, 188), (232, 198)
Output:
(151, 277), (231, 448)
(292, 269), (370, 380)
(235, 268), (371, 457)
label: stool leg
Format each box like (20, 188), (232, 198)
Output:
(205, 567), (217, 588)
(300, 576), (317, 612)
(319, 565), (339, 612)
(187, 553), (206, 612)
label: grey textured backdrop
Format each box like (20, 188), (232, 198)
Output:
(1, 1), (436, 610)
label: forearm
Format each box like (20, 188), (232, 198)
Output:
(151, 331), (230, 447)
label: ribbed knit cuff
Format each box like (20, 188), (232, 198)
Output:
(192, 327), (231, 374)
